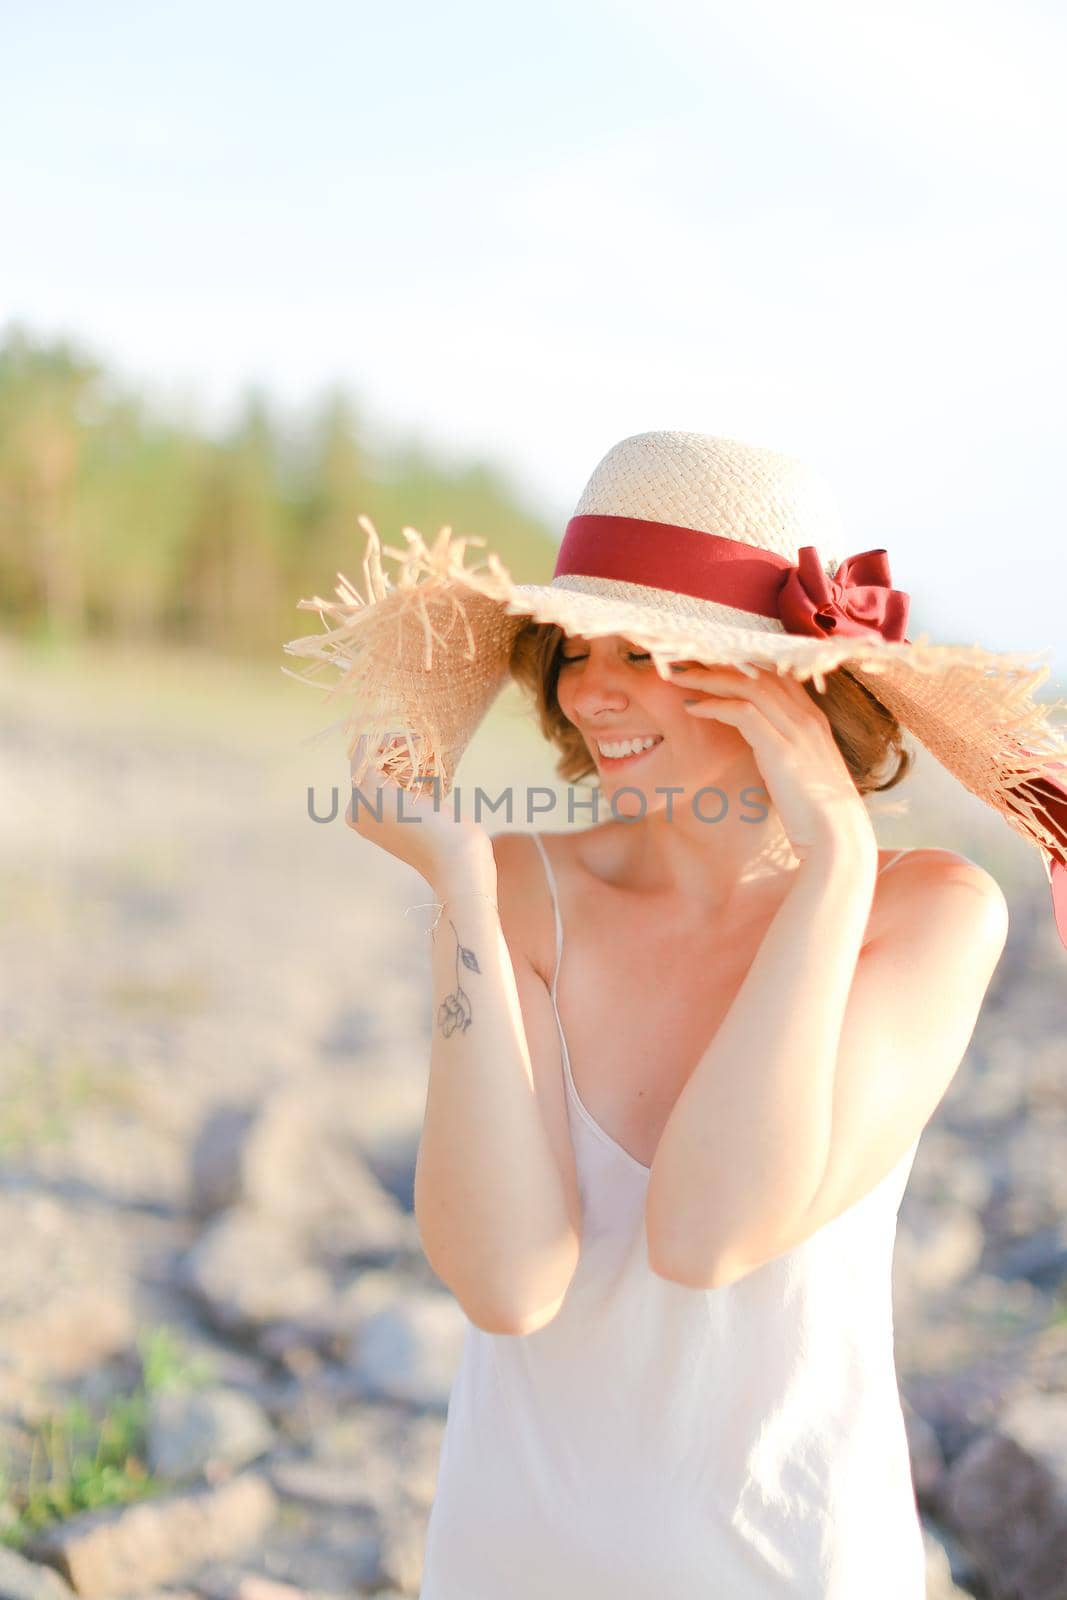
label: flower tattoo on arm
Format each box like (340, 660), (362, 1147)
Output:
(437, 919), (482, 1037)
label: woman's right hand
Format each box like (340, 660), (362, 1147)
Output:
(343, 737), (491, 884)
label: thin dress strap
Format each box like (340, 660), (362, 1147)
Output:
(530, 833), (564, 999)
(878, 848), (910, 877)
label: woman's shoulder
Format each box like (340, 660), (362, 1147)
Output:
(489, 827), (569, 873)
(492, 824), (608, 877)
(488, 830), (564, 984)
(878, 845), (1000, 885)
(872, 846), (1007, 935)
(489, 829), (550, 902)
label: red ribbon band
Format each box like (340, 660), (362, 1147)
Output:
(554, 513), (912, 644)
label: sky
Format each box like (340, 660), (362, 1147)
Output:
(3, 0), (1065, 677)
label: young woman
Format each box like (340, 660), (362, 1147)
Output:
(287, 430), (1067, 1597)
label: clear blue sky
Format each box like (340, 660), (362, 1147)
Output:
(4, 0), (1065, 675)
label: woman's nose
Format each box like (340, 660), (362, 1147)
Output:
(573, 664), (629, 717)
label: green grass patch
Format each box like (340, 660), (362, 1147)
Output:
(0, 1326), (216, 1549)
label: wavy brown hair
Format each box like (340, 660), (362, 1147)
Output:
(508, 620), (915, 796)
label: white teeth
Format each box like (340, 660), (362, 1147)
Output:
(596, 735), (661, 759)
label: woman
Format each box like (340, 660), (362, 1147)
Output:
(285, 431), (1067, 1597)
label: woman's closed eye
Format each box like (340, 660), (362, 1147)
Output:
(559, 651), (651, 666)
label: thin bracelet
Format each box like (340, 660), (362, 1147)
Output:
(405, 889), (500, 940)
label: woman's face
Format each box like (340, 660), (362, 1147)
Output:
(553, 632), (751, 806)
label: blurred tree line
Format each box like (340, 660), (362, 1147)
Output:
(0, 324), (558, 657)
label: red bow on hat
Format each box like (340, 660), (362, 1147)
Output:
(777, 547), (911, 643)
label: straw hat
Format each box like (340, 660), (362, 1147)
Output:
(282, 430), (1067, 947)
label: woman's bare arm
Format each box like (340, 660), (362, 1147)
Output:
(645, 841), (1006, 1288)
(645, 838), (877, 1285)
(413, 836), (581, 1335)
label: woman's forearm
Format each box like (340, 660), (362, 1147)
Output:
(645, 840), (878, 1286)
(413, 849), (580, 1335)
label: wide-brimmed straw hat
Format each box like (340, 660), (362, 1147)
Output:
(282, 430), (1067, 947)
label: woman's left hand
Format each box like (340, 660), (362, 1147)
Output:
(670, 662), (878, 864)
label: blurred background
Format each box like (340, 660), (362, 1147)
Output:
(2, 2), (1065, 1596)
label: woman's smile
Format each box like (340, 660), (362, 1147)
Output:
(594, 733), (665, 769)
